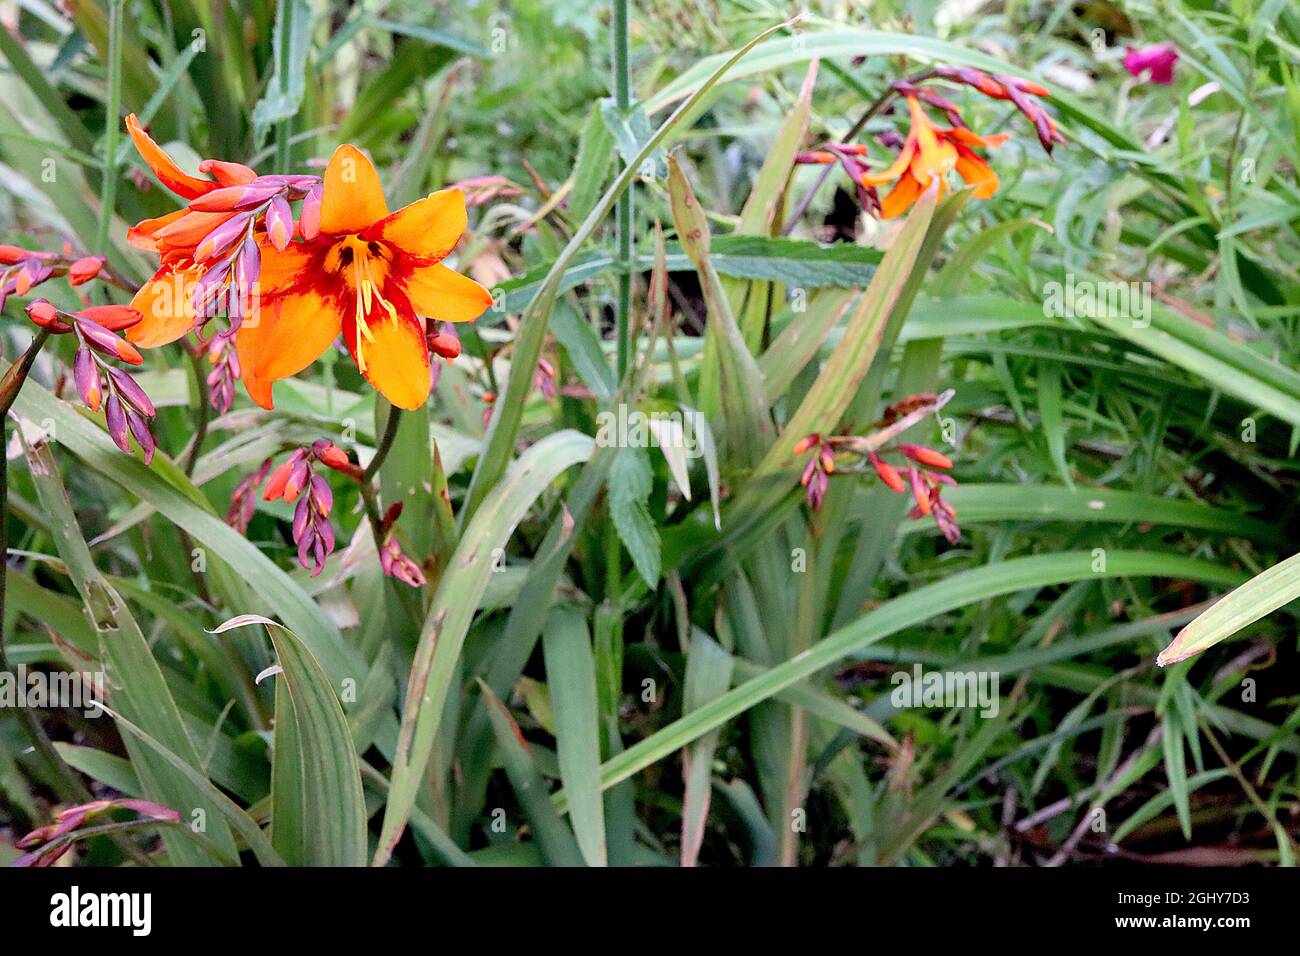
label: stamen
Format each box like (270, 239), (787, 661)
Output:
(349, 241), (382, 373)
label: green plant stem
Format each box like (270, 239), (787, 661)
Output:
(613, 0), (633, 378)
(181, 348), (210, 478)
(358, 408), (421, 623)
(274, 0), (293, 174)
(94, 0), (126, 257)
(364, 406), (403, 483)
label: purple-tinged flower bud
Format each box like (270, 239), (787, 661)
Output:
(193, 212), (252, 262)
(188, 182), (285, 213)
(285, 457), (310, 502)
(127, 411), (156, 464)
(292, 494), (311, 542)
(266, 195), (294, 251)
(114, 799), (181, 822)
(297, 528), (316, 572)
(105, 394), (130, 454)
(226, 457), (272, 532)
(191, 256), (233, 315)
(317, 515), (335, 553)
(15, 259), (52, 295)
(309, 473), (333, 517)
(107, 367), (156, 418)
(73, 347), (102, 412)
(380, 536), (426, 587)
(75, 316), (143, 365)
(257, 174), (319, 190)
(299, 184), (322, 240)
(233, 234), (261, 312)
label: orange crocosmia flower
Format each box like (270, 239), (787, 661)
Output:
(236, 145), (492, 411)
(861, 97), (1008, 219)
(124, 114), (257, 347)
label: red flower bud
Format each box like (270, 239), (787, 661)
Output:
(263, 455), (298, 501)
(428, 330), (461, 360)
(198, 158), (258, 187)
(870, 452), (906, 493)
(792, 433), (820, 456)
(906, 468), (932, 516)
(68, 256), (106, 286)
(314, 441), (350, 470)
(77, 304), (142, 332)
(25, 299), (61, 328)
(898, 443), (953, 470)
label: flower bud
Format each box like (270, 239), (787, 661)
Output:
(74, 347), (102, 412)
(188, 182), (284, 213)
(792, 434), (820, 456)
(266, 195), (294, 251)
(77, 304), (142, 332)
(25, 299), (62, 329)
(198, 158), (258, 186)
(299, 184), (322, 240)
(898, 443), (953, 470)
(312, 440), (350, 470)
(105, 394), (130, 455)
(428, 330), (461, 360)
(193, 212), (252, 262)
(68, 256), (106, 285)
(107, 367), (156, 418)
(127, 410), (156, 464)
(869, 452), (905, 493)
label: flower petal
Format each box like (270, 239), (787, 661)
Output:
(907, 98), (957, 182)
(255, 237), (315, 294)
(880, 170), (925, 219)
(363, 188), (467, 263)
(243, 375), (274, 409)
(859, 138), (916, 186)
(344, 300), (431, 410)
(947, 126), (1008, 150)
(403, 264), (493, 323)
(954, 146), (999, 199)
(127, 263), (198, 347)
(127, 209), (188, 251)
(126, 114), (215, 199)
(154, 210), (238, 254)
(320, 145), (388, 235)
(236, 287), (344, 398)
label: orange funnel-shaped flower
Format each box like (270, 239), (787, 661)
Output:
(861, 97), (1008, 219)
(238, 146), (492, 410)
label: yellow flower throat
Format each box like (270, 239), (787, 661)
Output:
(332, 235), (399, 373)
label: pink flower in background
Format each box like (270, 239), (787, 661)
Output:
(1123, 44), (1179, 85)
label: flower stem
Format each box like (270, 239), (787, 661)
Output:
(273, 0), (294, 174)
(181, 346), (210, 478)
(94, 0), (125, 257)
(0, 330), (50, 416)
(364, 406), (403, 483)
(612, 0), (633, 377)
